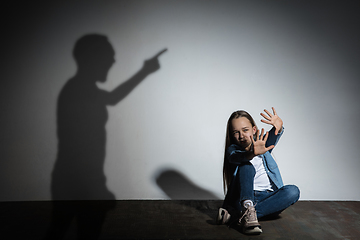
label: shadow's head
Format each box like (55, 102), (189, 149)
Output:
(73, 34), (115, 82)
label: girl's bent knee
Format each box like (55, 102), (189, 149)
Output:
(284, 185), (300, 203)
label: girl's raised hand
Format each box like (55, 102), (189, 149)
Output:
(251, 128), (274, 156)
(260, 107), (283, 135)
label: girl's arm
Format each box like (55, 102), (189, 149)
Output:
(260, 107), (284, 151)
(266, 126), (284, 151)
(226, 144), (255, 164)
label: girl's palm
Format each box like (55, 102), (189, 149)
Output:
(260, 107), (283, 135)
(251, 129), (274, 155)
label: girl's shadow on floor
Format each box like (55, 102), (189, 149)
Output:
(155, 169), (219, 200)
(154, 168), (221, 224)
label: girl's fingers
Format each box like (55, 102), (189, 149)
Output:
(264, 109), (273, 117)
(274, 128), (279, 136)
(272, 107), (277, 115)
(266, 145), (275, 151)
(260, 119), (271, 125)
(260, 128), (265, 140)
(263, 131), (269, 142)
(260, 113), (271, 121)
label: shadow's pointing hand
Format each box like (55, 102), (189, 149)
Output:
(143, 48), (167, 73)
(153, 48), (168, 58)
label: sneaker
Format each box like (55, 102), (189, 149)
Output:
(239, 206), (262, 234)
(216, 208), (231, 225)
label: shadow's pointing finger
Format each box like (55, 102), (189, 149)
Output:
(154, 48), (168, 58)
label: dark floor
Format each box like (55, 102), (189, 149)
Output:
(1, 200), (360, 239)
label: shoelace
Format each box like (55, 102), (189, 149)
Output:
(238, 204), (258, 225)
(226, 204), (257, 228)
(239, 206), (256, 223)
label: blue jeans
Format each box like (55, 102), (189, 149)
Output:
(223, 162), (300, 219)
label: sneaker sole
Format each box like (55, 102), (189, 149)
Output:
(243, 226), (262, 235)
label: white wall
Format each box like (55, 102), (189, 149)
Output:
(1, 0), (360, 201)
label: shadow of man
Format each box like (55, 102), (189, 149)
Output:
(45, 34), (166, 240)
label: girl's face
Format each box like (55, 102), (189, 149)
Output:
(231, 117), (257, 150)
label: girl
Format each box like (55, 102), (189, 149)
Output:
(217, 107), (300, 235)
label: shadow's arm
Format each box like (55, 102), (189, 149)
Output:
(105, 49), (167, 106)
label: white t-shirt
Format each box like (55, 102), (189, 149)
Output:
(250, 156), (273, 191)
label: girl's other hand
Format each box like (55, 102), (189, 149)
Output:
(251, 128), (274, 155)
(260, 107), (283, 135)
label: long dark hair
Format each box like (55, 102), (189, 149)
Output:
(223, 110), (258, 194)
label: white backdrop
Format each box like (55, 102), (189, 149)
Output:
(1, 1), (360, 201)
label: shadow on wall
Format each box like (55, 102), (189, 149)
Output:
(44, 34), (166, 239)
(155, 168), (220, 200)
